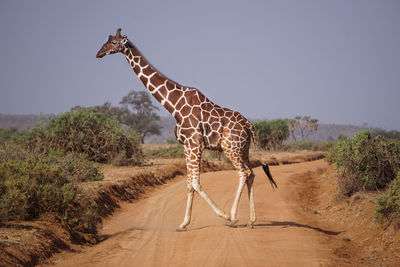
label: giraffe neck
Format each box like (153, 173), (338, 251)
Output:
(122, 41), (183, 118)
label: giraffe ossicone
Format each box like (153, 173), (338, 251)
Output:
(96, 28), (277, 231)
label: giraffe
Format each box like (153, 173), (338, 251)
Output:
(96, 28), (277, 231)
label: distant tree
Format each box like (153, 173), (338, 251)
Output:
(72, 102), (127, 123)
(120, 90), (161, 143)
(253, 121), (271, 149)
(253, 119), (289, 150)
(287, 119), (298, 141)
(268, 119), (290, 150)
(287, 116), (318, 141)
(93, 101), (128, 121)
(73, 90), (161, 143)
(373, 129), (400, 141)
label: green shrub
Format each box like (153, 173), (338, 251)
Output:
(327, 130), (400, 196)
(145, 145), (184, 158)
(0, 127), (19, 140)
(282, 141), (334, 151)
(24, 109), (143, 166)
(375, 172), (400, 227)
(166, 138), (180, 144)
(0, 156), (99, 233)
(253, 119), (289, 150)
(45, 149), (103, 182)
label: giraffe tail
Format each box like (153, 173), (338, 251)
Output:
(262, 163), (278, 190)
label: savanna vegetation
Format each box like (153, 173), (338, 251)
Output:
(327, 130), (400, 226)
(0, 105), (145, 236)
(2, 97), (400, 243)
(74, 90), (162, 143)
(253, 119), (290, 150)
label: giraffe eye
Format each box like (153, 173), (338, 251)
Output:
(112, 41), (117, 45)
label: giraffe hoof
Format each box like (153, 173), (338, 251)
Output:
(247, 222), (254, 228)
(176, 227), (186, 232)
(229, 219), (239, 227)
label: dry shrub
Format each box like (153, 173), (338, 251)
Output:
(0, 139), (32, 163)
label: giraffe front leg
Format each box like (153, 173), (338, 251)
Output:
(192, 180), (230, 221)
(177, 183), (194, 232)
(185, 144), (230, 222)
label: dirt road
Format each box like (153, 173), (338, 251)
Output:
(54, 160), (346, 266)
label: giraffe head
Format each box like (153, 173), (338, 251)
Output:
(96, 28), (128, 58)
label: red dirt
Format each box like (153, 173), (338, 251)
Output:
(49, 160), (353, 267)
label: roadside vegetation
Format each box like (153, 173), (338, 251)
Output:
(144, 144), (185, 158)
(281, 140), (334, 152)
(0, 107), (144, 236)
(327, 130), (400, 226)
(253, 119), (290, 150)
(30, 108), (144, 165)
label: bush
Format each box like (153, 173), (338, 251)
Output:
(282, 141), (334, 151)
(0, 127), (19, 140)
(45, 149), (104, 182)
(0, 155), (100, 233)
(0, 139), (32, 163)
(373, 129), (400, 141)
(24, 109), (144, 166)
(327, 130), (400, 196)
(375, 172), (400, 227)
(145, 145), (185, 158)
(253, 119), (289, 150)
(253, 121), (271, 149)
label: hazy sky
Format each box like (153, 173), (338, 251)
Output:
(0, 0), (399, 130)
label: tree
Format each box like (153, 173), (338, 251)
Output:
(72, 90), (162, 143)
(287, 116), (318, 141)
(253, 121), (271, 149)
(120, 90), (161, 143)
(92, 101), (128, 121)
(268, 119), (290, 150)
(253, 119), (289, 150)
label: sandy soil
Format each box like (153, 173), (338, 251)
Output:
(50, 160), (350, 267)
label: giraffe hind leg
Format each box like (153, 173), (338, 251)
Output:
(223, 141), (255, 227)
(177, 184), (194, 231)
(229, 166), (247, 226)
(221, 146), (248, 225)
(246, 169), (256, 228)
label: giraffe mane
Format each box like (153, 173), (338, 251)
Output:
(125, 38), (185, 88)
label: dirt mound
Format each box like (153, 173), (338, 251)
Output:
(0, 217), (73, 266)
(295, 165), (400, 266)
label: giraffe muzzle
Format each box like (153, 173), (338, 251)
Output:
(96, 51), (105, 58)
